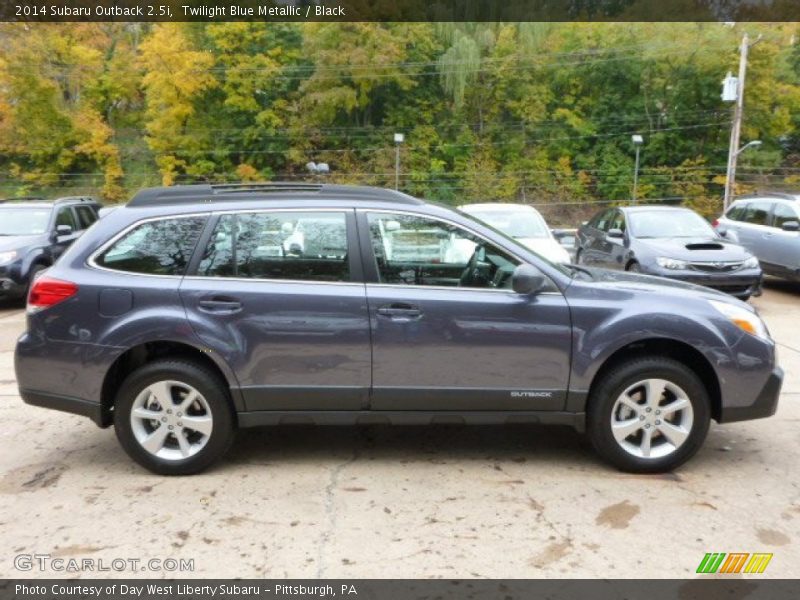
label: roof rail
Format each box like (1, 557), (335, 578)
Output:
(0, 196), (45, 203)
(736, 191), (799, 201)
(127, 182), (422, 207)
(53, 196), (96, 204)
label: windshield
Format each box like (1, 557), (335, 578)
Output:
(0, 208), (51, 235)
(465, 208), (549, 239)
(629, 210), (716, 239)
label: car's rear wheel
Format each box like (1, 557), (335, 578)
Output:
(113, 360), (235, 475)
(587, 357), (710, 473)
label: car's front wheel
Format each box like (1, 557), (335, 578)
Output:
(114, 359), (235, 475)
(587, 357), (710, 473)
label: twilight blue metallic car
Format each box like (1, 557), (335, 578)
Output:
(15, 184), (782, 474)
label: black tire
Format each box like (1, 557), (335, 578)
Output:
(626, 261), (641, 273)
(23, 263), (48, 303)
(587, 357), (710, 473)
(113, 359), (235, 475)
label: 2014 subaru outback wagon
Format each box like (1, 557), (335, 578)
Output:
(15, 183), (783, 475)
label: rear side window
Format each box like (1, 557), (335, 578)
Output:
(96, 216), (206, 276)
(74, 205), (97, 230)
(772, 203), (799, 228)
(742, 201), (773, 226)
(197, 211), (349, 282)
(726, 203), (747, 222)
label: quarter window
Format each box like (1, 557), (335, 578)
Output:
(96, 217), (206, 276)
(772, 203), (799, 228)
(726, 203), (747, 222)
(198, 212), (350, 282)
(367, 212), (520, 289)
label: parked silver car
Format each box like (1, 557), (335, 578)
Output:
(715, 193), (800, 282)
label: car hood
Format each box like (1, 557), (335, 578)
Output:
(516, 237), (571, 263)
(0, 234), (45, 252)
(636, 236), (750, 261)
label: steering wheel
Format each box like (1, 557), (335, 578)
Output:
(459, 245), (484, 287)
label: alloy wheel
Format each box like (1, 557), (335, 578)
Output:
(129, 380), (214, 461)
(610, 378), (694, 459)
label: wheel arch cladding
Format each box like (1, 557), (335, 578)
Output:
(100, 340), (243, 426)
(585, 338), (722, 422)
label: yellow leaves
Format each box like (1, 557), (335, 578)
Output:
(139, 24), (218, 183)
(235, 164), (260, 182)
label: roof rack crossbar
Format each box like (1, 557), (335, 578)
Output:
(210, 182), (323, 194)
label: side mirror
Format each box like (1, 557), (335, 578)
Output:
(607, 228), (624, 240)
(56, 224), (73, 238)
(511, 264), (546, 295)
(781, 221), (800, 232)
(717, 227), (728, 237)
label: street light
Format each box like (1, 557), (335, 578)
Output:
(394, 133), (404, 190)
(723, 140), (761, 208)
(631, 134), (644, 203)
(735, 140), (762, 157)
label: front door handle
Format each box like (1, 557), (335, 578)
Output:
(198, 296), (242, 314)
(377, 303), (422, 319)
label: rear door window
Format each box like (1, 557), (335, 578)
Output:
(741, 201), (773, 226)
(197, 211), (350, 282)
(96, 216), (207, 276)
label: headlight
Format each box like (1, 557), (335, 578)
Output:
(743, 256), (759, 269)
(0, 250), (18, 266)
(709, 299), (769, 340)
(656, 256), (688, 270)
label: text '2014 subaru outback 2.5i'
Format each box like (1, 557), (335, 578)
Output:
(15, 184), (783, 475)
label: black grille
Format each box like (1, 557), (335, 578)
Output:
(690, 262), (743, 273)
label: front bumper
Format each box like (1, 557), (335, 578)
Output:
(718, 366), (783, 423)
(643, 266), (762, 298)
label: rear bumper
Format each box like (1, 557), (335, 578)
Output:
(19, 388), (108, 427)
(718, 366), (783, 423)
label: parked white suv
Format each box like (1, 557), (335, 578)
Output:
(458, 203), (572, 264)
(715, 193), (800, 282)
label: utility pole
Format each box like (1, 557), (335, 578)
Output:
(631, 135), (643, 203)
(723, 33), (761, 210)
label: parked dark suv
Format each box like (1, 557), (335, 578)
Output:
(0, 197), (100, 301)
(15, 184), (782, 475)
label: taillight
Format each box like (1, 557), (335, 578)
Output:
(712, 219), (719, 228)
(27, 277), (78, 312)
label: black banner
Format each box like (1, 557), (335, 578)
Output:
(2, 0), (800, 22)
(2, 580), (799, 600)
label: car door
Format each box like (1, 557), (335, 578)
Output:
(180, 209), (372, 411)
(50, 205), (82, 259)
(581, 209), (613, 265)
(735, 200), (774, 259)
(603, 209), (629, 269)
(358, 210), (571, 411)
(762, 202), (800, 271)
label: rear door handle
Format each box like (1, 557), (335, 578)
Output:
(377, 303), (422, 319)
(198, 297), (242, 314)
